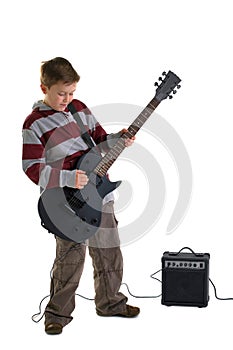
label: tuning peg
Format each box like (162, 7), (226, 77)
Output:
(173, 90), (177, 94)
(177, 84), (181, 89)
(168, 95), (173, 99)
(162, 71), (167, 76)
(154, 82), (159, 87)
(158, 76), (163, 81)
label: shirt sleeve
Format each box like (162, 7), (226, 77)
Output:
(22, 128), (77, 189)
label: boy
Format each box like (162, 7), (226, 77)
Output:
(22, 57), (139, 335)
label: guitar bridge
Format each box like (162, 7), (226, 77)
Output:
(68, 197), (85, 211)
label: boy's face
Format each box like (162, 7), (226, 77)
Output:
(41, 81), (77, 111)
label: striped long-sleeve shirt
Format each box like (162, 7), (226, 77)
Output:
(22, 99), (118, 200)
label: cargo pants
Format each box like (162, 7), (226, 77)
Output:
(44, 201), (128, 327)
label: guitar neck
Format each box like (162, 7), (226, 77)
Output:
(94, 97), (160, 177)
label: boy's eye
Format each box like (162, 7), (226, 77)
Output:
(58, 92), (74, 96)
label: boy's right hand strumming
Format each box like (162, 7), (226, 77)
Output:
(76, 170), (89, 189)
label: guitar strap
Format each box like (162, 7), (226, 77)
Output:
(68, 102), (96, 149)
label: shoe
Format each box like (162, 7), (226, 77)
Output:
(97, 304), (140, 318)
(45, 323), (63, 335)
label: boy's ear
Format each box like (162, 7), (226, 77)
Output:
(40, 84), (48, 94)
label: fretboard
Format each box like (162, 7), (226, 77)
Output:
(94, 97), (160, 177)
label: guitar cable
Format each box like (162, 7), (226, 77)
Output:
(31, 246), (233, 323)
(31, 249), (162, 323)
(32, 243), (95, 323)
(31, 271), (162, 323)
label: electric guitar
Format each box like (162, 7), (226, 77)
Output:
(38, 71), (181, 242)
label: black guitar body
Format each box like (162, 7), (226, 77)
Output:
(38, 149), (121, 242)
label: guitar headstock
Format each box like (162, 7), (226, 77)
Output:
(154, 71), (181, 102)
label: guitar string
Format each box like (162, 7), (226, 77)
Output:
(95, 99), (158, 177)
(67, 99), (158, 208)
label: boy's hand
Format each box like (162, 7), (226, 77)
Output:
(121, 128), (136, 147)
(75, 170), (89, 189)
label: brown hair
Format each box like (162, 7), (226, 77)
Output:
(40, 57), (80, 88)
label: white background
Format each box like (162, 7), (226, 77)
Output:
(1, 0), (233, 348)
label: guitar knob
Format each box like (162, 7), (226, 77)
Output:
(91, 218), (98, 225)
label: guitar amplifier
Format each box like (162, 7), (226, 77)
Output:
(161, 250), (210, 307)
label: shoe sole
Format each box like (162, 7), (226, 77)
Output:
(45, 329), (62, 335)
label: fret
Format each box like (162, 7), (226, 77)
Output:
(94, 97), (160, 177)
(128, 125), (139, 135)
